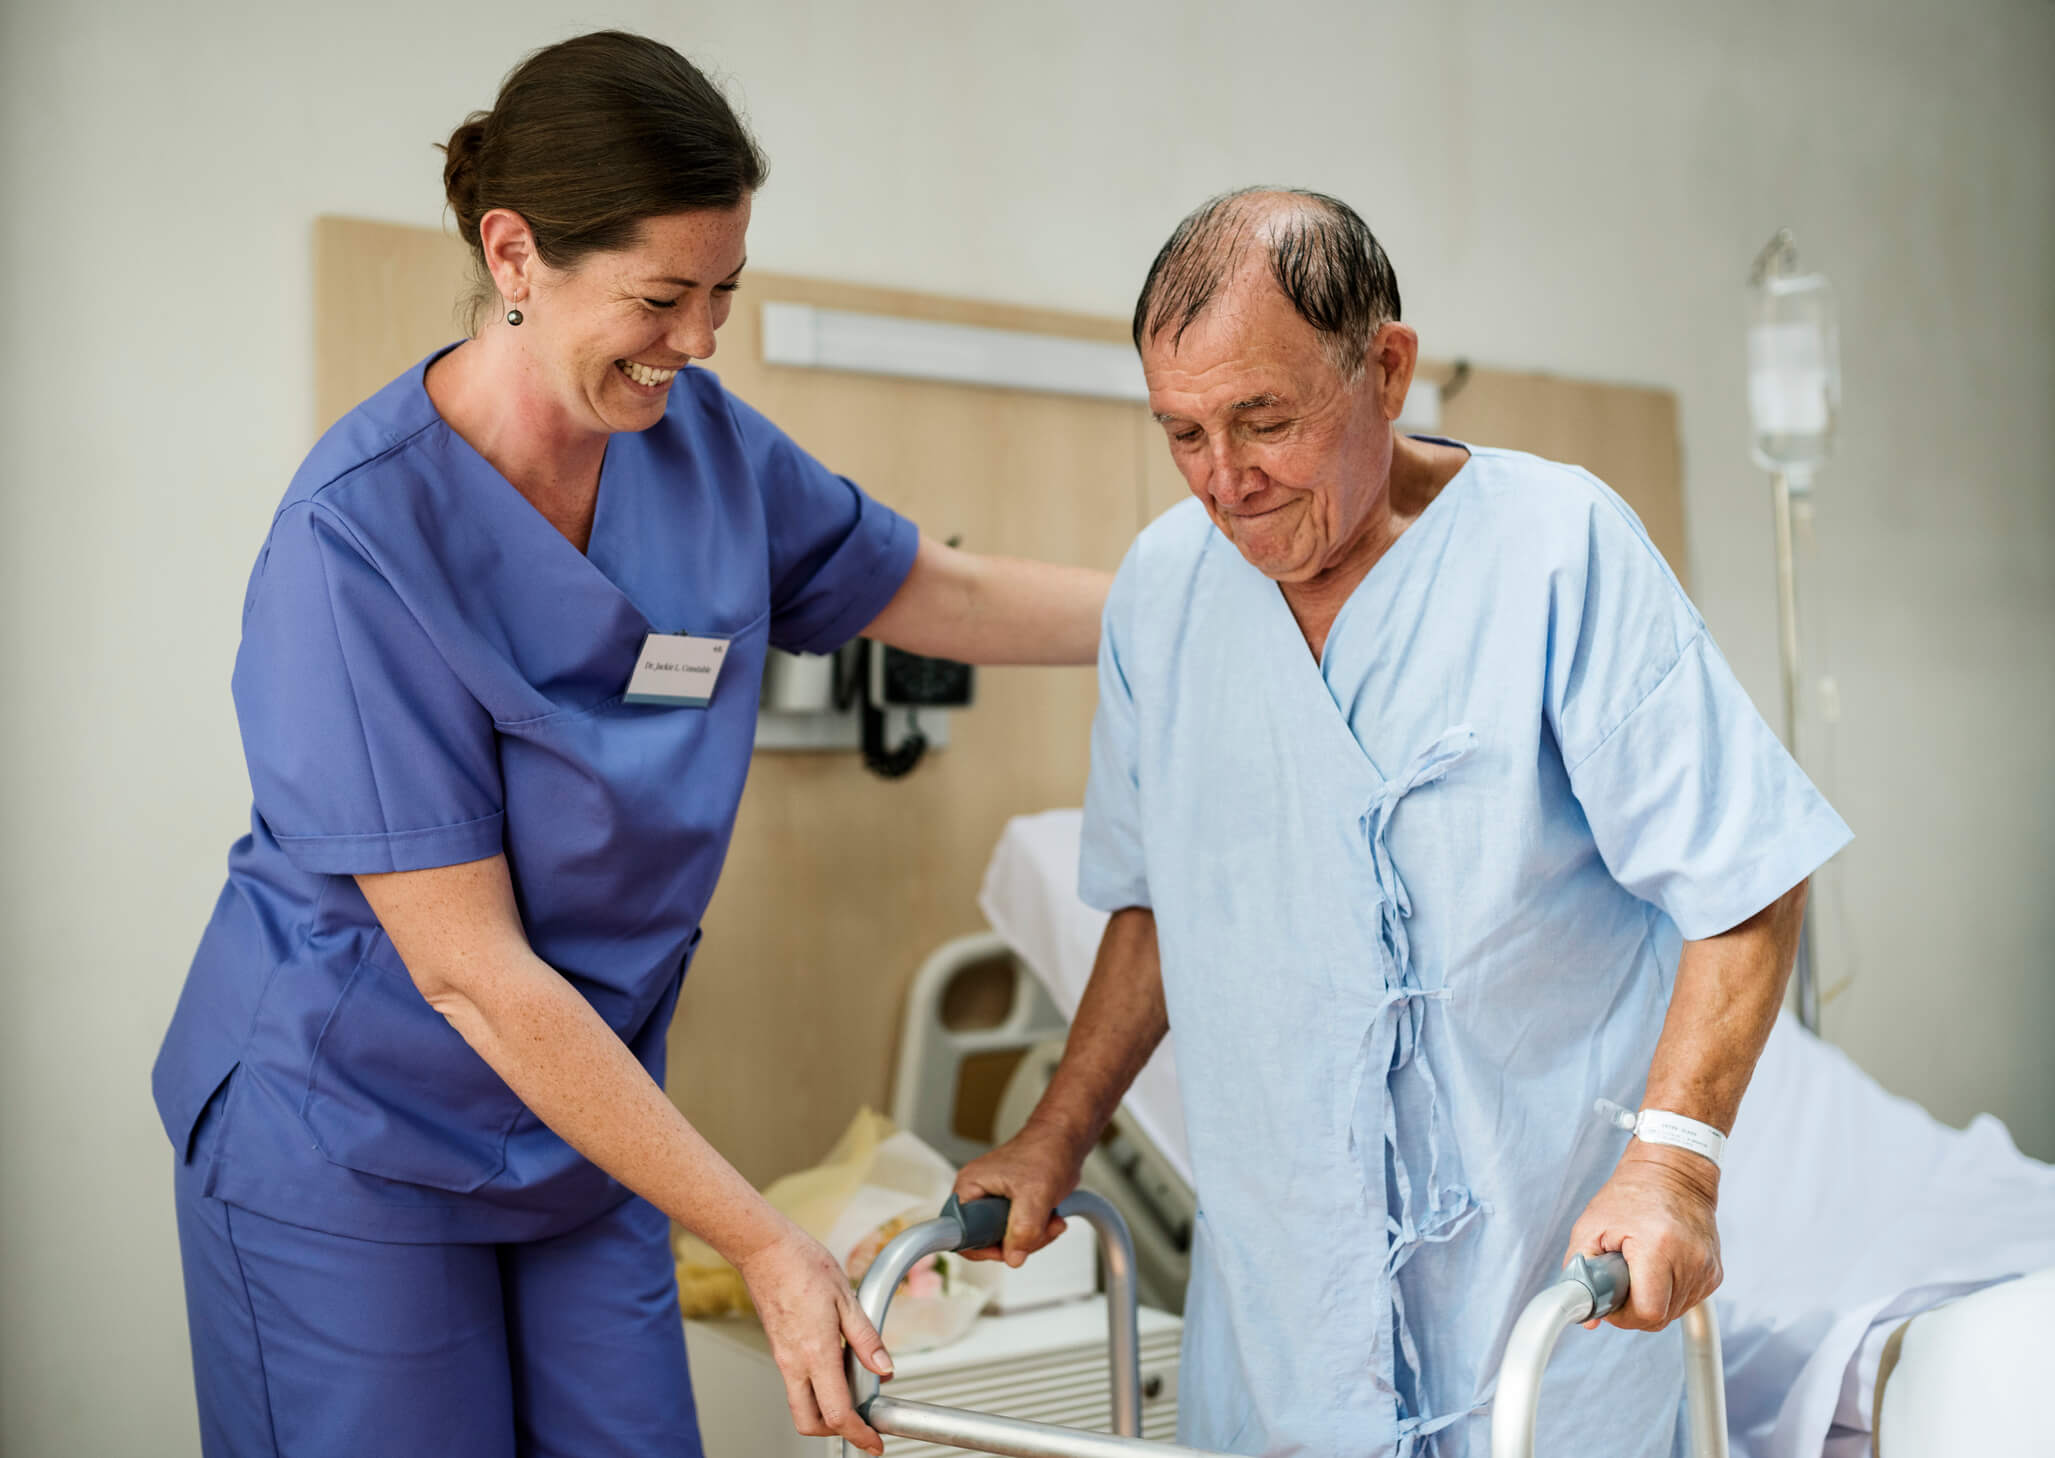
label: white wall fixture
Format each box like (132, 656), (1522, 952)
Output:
(761, 301), (1149, 402)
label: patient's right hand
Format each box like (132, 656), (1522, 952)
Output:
(953, 1117), (1091, 1267)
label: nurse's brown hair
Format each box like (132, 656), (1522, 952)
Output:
(439, 30), (768, 330)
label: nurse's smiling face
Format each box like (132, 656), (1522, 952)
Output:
(1142, 260), (1419, 587)
(503, 201), (753, 436)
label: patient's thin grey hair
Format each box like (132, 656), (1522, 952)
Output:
(1132, 188), (1400, 382)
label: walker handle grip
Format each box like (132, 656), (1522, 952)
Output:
(940, 1193), (1013, 1251)
(1565, 1251), (1631, 1321)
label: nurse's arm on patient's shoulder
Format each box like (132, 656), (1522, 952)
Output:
(952, 906), (1167, 1265)
(1564, 877), (1810, 1333)
(863, 535), (1110, 666)
(355, 855), (894, 1458)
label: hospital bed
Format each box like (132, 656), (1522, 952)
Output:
(886, 808), (2055, 1458)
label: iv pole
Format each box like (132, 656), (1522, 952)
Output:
(1768, 463), (1818, 1033)
(1749, 229), (1836, 1035)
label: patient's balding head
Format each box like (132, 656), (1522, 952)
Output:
(1132, 189), (1400, 383)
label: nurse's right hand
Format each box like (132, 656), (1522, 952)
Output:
(736, 1222), (894, 1457)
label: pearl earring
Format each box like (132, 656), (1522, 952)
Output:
(505, 302), (525, 327)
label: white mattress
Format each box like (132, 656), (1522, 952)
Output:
(977, 808), (2055, 1458)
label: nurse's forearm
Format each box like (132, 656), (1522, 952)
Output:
(864, 535), (1109, 666)
(440, 950), (788, 1259)
(1029, 907), (1169, 1154)
(356, 860), (785, 1266)
(1634, 879), (1809, 1171)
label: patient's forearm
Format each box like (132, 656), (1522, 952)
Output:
(429, 953), (785, 1266)
(1568, 883), (1807, 1329)
(1030, 907), (1168, 1151)
(1639, 880), (1809, 1151)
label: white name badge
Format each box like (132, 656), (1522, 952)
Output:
(623, 633), (731, 708)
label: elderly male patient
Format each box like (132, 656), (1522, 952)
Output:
(957, 189), (1851, 1457)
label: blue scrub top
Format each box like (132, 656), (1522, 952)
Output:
(153, 345), (918, 1242)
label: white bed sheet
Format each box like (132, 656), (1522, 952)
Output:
(977, 809), (1191, 1186)
(978, 809), (2055, 1458)
(1718, 1015), (2055, 1458)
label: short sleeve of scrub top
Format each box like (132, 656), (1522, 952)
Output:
(1548, 492), (1851, 939)
(235, 503), (505, 876)
(721, 390), (921, 656)
(1078, 545), (1151, 915)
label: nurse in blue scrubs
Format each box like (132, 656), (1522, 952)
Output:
(151, 31), (1107, 1458)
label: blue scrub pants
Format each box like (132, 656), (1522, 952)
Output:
(173, 1089), (701, 1458)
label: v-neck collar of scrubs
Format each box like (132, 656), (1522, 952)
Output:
(416, 342), (658, 633)
(1255, 439), (1475, 784)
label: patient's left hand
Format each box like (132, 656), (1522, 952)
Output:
(1564, 1144), (1722, 1333)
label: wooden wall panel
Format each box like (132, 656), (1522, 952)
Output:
(313, 215), (1687, 1185)
(314, 217), (477, 434)
(678, 280), (1151, 1183)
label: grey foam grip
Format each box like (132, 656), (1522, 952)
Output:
(941, 1193), (1012, 1251)
(1567, 1251), (1632, 1318)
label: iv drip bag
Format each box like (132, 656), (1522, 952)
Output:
(1747, 237), (1840, 484)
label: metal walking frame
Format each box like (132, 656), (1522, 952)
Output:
(1490, 1251), (1728, 1458)
(847, 1195), (1729, 1458)
(846, 1190), (1211, 1458)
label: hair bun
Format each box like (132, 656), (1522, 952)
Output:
(440, 113), (491, 243)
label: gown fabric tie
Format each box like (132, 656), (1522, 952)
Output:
(1361, 726), (1491, 1453)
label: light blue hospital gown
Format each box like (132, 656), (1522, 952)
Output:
(1078, 444), (1851, 1458)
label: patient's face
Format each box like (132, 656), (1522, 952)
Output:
(1142, 267), (1401, 586)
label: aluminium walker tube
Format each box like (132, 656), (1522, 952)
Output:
(862, 1396), (1220, 1458)
(1489, 1252), (1729, 1458)
(845, 1190), (1218, 1458)
(1678, 1304), (1726, 1454)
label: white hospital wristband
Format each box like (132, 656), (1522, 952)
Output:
(1594, 1099), (1727, 1169)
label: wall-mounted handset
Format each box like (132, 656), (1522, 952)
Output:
(754, 535), (974, 772)
(754, 642), (971, 770)
(843, 639), (974, 779)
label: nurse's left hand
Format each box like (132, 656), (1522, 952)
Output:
(1563, 1143), (1722, 1334)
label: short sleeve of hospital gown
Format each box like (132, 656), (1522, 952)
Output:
(233, 503), (504, 876)
(1550, 493), (1851, 941)
(723, 390), (919, 656)
(1077, 548), (1150, 914)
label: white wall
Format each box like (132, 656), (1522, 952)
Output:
(3, 1), (2050, 1452)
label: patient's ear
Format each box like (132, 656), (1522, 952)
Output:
(1369, 322), (1420, 421)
